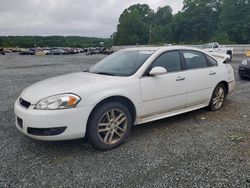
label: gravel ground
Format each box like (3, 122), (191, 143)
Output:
(0, 53), (249, 187)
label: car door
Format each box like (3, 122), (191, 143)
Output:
(181, 50), (218, 107)
(140, 50), (187, 116)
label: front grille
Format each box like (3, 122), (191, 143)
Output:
(17, 116), (23, 129)
(19, 98), (31, 108)
(239, 68), (250, 77)
(239, 69), (245, 75)
(27, 127), (67, 136)
(245, 69), (250, 77)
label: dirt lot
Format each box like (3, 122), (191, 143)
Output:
(0, 53), (249, 187)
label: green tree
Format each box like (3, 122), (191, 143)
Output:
(172, 0), (221, 43)
(151, 6), (173, 44)
(219, 0), (250, 43)
(183, 0), (222, 11)
(114, 4), (154, 45)
(0, 36), (111, 48)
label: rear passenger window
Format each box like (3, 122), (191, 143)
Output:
(183, 51), (208, 70)
(151, 51), (181, 72)
(206, 55), (218, 66)
(213, 44), (219, 48)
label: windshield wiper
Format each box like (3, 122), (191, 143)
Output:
(83, 69), (89, 72)
(94, 72), (116, 76)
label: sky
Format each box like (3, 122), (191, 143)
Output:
(0, 0), (183, 37)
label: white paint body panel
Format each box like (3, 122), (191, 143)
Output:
(14, 46), (235, 140)
(140, 72), (187, 116)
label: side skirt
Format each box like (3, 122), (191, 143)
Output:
(134, 103), (208, 125)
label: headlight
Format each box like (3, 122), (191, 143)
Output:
(35, 93), (81, 110)
(242, 59), (248, 65)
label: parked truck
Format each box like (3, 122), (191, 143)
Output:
(202, 42), (233, 61)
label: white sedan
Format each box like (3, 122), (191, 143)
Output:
(14, 46), (235, 150)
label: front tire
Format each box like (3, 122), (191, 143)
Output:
(208, 84), (226, 111)
(87, 102), (132, 150)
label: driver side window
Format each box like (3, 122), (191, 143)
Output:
(151, 51), (182, 73)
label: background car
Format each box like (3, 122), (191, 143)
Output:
(239, 58), (250, 79)
(19, 49), (35, 55)
(51, 48), (65, 55)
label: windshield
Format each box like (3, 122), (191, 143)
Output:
(202, 43), (213, 49)
(89, 50), (154, 76)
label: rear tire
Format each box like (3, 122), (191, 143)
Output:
(87, 102), (132, 150)
(227, 51), (232, 61)
(208, 84), (226, 111)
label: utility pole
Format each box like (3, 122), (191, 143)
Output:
(149, 28), (152, 45)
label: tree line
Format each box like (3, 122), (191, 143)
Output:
(0, 36), (111, 48)
(1, 0), (249, 48)
(113, 0), (250, 45)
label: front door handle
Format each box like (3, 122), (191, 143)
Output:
(176, 76), (186, 81)
(209, 71), (216, 75)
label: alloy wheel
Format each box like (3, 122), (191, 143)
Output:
(97, 109), (128, 145)
(213, 86), (225, 110)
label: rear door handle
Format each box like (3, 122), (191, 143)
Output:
(209, 71), (216, 75)
(176, 76), (186, 81)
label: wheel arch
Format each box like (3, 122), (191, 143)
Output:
(86, 95), (137, 131)
(217, 81), (229, 96)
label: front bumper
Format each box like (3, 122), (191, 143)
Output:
(228, 79), (235, 94)
(239, 65), (250, 78)
(14, 100), (93, 141)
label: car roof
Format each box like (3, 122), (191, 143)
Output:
(120, 46), (202, 52)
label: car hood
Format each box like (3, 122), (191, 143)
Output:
(20, 72), (122, 104)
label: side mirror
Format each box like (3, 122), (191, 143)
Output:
(149, 66), (167, 76)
